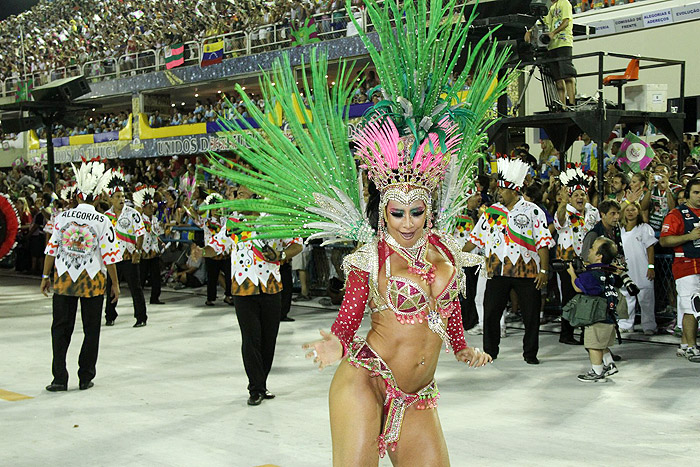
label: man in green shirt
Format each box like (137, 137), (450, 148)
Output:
(526, 0), (577, 108)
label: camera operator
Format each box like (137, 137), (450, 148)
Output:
(567, 237), (623, 382)
(525, 0), (577, 108)
(555, 166), (600, 345)
(660, 178), (700, 363)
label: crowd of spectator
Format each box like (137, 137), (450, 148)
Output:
(1, 125), (699, 334)
(0, 0), (361, 86)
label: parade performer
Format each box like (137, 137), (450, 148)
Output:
(104, 171), (148, 327)
(202, 185), (302, 405)
(555, 165), (600, 344)
(0, 192), (20, 261)
(41, 160), (121, 391)
(465, 157), (554, 364)
(198, 0), (513, 462)
(195, 192), (233, 306)
(133, 186), (165, 305)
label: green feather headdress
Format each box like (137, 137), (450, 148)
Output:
(200, 0), (515, 243)
(349, 0), (516, 234)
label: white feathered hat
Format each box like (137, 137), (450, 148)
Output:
(496, 156), (530, 191)
(71, 159), (112, 201)
(132, 186), (156, 208)
(559, 164), (593, 195)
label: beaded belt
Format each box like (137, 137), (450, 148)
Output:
(347, 337), (440, 458)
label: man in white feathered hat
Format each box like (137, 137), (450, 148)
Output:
(104, 170), (148, 327)
(464, 157), (554, 365)
(555, 164), (600, 345)
(41, 159), (121, 392)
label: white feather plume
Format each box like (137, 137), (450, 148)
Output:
(132, 186), (156, 207)
(497, 158), (530, 188)
(72, 161), (110, 199)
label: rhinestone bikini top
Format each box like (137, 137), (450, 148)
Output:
(382, 251), (459, 325)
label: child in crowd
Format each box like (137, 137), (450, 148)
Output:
(567, 237), (621, 382)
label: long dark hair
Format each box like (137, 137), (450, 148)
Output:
(366, 180), (380, 232)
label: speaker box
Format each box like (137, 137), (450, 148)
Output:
(0, 115), (42, 133)
(31, 76), (90, 102)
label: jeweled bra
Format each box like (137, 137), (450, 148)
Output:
(371, 243), (460, 343)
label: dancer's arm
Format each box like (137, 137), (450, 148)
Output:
(303, 267), (369, 369)
(446, 301), (467, 354)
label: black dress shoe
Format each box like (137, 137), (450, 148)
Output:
(247, 393), (264, 406)
(611, 353), (622, 362)
(263, 390), (276, 399)
(46, 383), (67, 392)
(105, 320), (115, 326)
(150, 300), (165, 305)
(559, 337), (582, 345)
(79, 381), (94, 390)
(280, 316), (295, 322)
(133, 321), (147, 328)
(525, 357), (540, 365)
(205, 301), (215, 306)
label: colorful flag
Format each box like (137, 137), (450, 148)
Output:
(201, 40), (224, 67)
(165, 43), (184, 69)
(15, 79), (33, 102)
(616, 132), (654, 173)
(291, 17), (320, 47)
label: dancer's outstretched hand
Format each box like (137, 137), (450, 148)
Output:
(455, 346), (492, 368)
(302, 329), (343, 370)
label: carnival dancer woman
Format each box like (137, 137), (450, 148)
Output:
(198, 0), (513, 463)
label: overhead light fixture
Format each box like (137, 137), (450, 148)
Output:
(181, 102), (185, 106)
(194, 93), (199, 97)
(171, 103), (176, 107)
(217, 90), (222, 94)
(241, 86), (246, 90)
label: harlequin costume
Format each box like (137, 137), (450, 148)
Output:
(556, 165), (600, 342)
(42, 160), (122, 391)
(469, 158), (554, 362)
(133, 186), (165, 305)
(195, 193), (232, 305)
(208, 212), (302, 402)
(198, 0), (513, 457)
(103, 171), (148, 327)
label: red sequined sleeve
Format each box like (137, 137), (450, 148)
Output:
(330, 267), (370, 356)
(446, 299), (467, 353)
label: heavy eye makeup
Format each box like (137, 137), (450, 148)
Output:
(389, 209), (425, 218)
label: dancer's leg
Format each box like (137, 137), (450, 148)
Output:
(388, 406), (449, 467)
(329, 360), (383, 466)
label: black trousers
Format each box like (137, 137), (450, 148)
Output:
(280, 262), (293, 319)
(233, 292), (282, 396)
(205, 257), (231, 301)
(459, 266), (479, 330)
(105, 261), (147, 322)
(51, 294), (104, 385)
(483, 276), (541, 360)
(140, 256), (161, 303)
(558, 269), (577, 340)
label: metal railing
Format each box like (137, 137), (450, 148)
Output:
(0, 6), (369, 98)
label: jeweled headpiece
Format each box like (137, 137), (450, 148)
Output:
(354, 114), (462, 222)
(496, 157), (530, 191)
(132, 186), (156, 208)
(560, 164), (593, 195)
